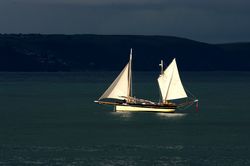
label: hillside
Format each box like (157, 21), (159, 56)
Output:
(0, 34), (249, 71)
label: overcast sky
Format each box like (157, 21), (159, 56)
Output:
(0, 0), (250, 43)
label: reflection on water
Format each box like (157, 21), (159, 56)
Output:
(156, 113), (187, 119)
(111, 111), (187, 120)
(111, 111), (132, 119)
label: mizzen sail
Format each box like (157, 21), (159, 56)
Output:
(157, 58), (187, 102)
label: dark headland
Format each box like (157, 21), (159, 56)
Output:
(0, 34), (249, 71)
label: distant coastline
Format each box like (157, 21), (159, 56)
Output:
(0, 34), (250, 72)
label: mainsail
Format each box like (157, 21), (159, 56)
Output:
(157, 58), (187, 102)
(99, 49), (132, 100)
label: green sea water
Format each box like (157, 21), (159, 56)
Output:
(0, 72), (250, 165)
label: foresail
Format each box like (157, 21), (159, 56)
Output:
(157, 59), (187, 101)
(166, 59), (187, 100)
(99, 63), (130, 100)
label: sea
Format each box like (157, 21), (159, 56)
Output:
(0, 71), (250, 166)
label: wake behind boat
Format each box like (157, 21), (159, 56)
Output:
(95, 49), (198, 113)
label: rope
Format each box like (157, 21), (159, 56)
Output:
(185, 87), (196, 100)
(178, 102), (195, 110)
(176, 87), (199, 111)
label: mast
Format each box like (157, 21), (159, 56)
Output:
(129, 48), (132, 97)
(159, 60), (164, 75)
(159, 60), (164, 102)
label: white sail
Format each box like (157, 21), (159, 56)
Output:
(157, 58), (187, 102)
(99, 49), (132, 100)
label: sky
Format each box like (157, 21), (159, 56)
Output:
(0, 0), (250, 43)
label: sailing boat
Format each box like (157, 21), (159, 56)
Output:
(95, 49), (198, 113)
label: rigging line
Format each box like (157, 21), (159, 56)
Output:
(184, 87), (197, 100)
(177, 100), (196, 110)
(178, 103), (194, 110)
